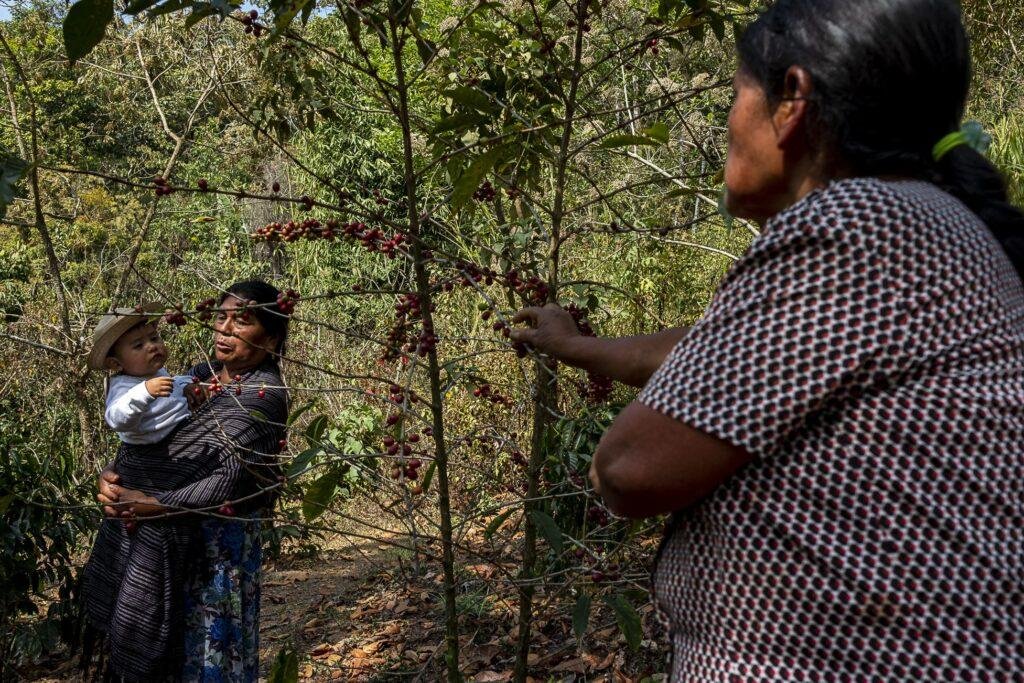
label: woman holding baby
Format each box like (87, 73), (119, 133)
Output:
(81, 280), (289, 683)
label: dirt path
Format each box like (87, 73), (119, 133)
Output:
(18, 510), (666, 682)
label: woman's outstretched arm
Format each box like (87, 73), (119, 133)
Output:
(510, 304), (687, 388)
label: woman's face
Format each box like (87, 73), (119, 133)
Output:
(723, 69), (790, 222)
(213, 295), (277, 370)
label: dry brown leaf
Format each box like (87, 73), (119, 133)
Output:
(303, 618), (325, 630)
(526, 653), (540, 665)
(472, 671), (512, 682)
(362, 641), (382, 654)
(299, 664), (314, 680)
(551, 657), (589, 673)
(310, 643), (332, 657)
(330, 672), (343, 681)
(382, 622), (402, 636)
(583, 651), (616, 671)
(466, 644), (501, 665)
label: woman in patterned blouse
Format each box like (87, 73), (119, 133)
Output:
(514, 0), (1024, 679)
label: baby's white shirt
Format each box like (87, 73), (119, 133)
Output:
(105, 368), (191, 444)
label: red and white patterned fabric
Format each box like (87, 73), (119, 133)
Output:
(639, 178), (1024, 681)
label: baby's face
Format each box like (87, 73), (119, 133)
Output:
(108, 323), (167, 376)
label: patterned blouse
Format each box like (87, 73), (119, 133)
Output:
(639, 178), (1024, 681)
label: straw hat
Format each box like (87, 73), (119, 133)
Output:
(86, 303), (163, 371)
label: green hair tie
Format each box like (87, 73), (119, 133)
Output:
(932, 121), (993, 162)
(932, 131), (968, 162)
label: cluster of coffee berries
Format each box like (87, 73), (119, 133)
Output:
(472, 382), (510, 407)
(218, 502), (236, 517)
(195, 297), (217, 322)
(566, 304), (613, 403)
(241, 9), (264, 37)
(647, 37), (660, 55)
(371, 188), (389, 206)
(443, 261), (550, 306)
(385, 427), (426, 486)
(472, 180), (496, 202)
(411, 326), (438, 358)
(251, 218), (410, 260)
(252, 218), (337, 243)
(387, 382), (423, 408)
(152, 176), (174, 196)
(163, 304), (186, 326)
(382, 293), (434, 363)
(511, 451), (527, 468)
(505, 269), (551, 305)
(205, 375), (224, 395)
(276, 289), (299, 315)
(587, 562), (621, 584)
(587, 504), (611, 527)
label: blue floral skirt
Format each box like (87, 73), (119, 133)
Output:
(181, 515), (262, 683)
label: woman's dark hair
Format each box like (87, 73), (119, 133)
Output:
(219, 280), (290, 361)
(738, 0), (1024, 277)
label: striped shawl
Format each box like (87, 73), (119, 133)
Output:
(81, 360), (287, 681)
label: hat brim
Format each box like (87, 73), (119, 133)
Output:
(87, 303), (163, 371)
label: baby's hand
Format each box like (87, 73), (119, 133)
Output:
(145, 376), (174, 398)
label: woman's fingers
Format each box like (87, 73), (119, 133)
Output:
(511, 307), (542, 325)
(508, 326), (537, 344)
(100, 468), (120, 484)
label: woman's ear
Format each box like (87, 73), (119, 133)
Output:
(773, 65), (814, 146)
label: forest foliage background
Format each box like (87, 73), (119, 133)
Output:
(0, 0), (1021, 679)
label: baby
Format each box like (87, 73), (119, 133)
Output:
(87, 306), (191, 444)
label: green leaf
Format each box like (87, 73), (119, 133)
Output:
(445, 86), (495, 114)
(598, 133), (662, 149)
(605, 593), (642, 651)
(640, 122), (670, 144)
(185, 4), (219, 28)
(0, 154), (28, 220)
(420, 461), (436, 493)
(62, 0), (114, 64)
(302, 468), (340, 521)
(717, 190), (734, 229)
(664, 186), (697, 199)
(342, 6), (362, 46)
(271, 0), (313, 34)
(267, 645), (298, 683)
(962, 120), (994, 155)
(451, 146), (505, 212)
(432, 112), (488, 136)
(148, 0), (190, 18)
(286, 401), (314, 427)
(572, 592), (591, 639)
(122, 0), (162, 14)
(483, 508), (516, 540)
(305, 415), (328, 442)
(287, 447), (321, 478)
(415, 36), (437, 66)
(708, 13), (726, 42)
(528, 510), (563, 554)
